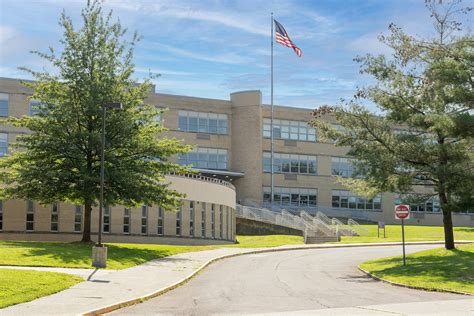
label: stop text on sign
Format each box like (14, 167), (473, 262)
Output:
(395, 204), (410, 220)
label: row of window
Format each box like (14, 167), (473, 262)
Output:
(263, 152), (317, 174)
(263, 187), (318, 207)
(263, 118), (316, 142)
(0, 93), (45, 117)
(178, 110), (228, 134)
(331, 190), (382, 210)
(177, 148), (228, 170)
(4, 201), (233, 239)
(395, 195), (441, 213)
(0, 133), (6, 157)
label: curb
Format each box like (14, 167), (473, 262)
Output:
(81, 241), (473, 315)
(357, 266), (473, 296)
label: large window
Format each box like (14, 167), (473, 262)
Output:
(331, 157), (355, 177)
(157, 207), (164, 235)
(123, 208), (131, 234)
(263, 152), (317, 174)
(263, 118), (316, 142)
(332, 190), (382, 210)
(0, 133), (7, 157)
(103, 206), (111, 233)
(395, 195), (441, 213)
(0, 93), (8, 117)
(178, 110), (228, 134)
(74, 205), (82, 232)
(26, 200), (34, 231)
(51, 203), (59, 232)
(211, 204), (215, 238)
(263, 187), (317, 207)
(0, 200), (3, 231)
(189, 201), (195, 237)
(29, 99), (43, 116)
(177, 147), (227, 170)
(201, 203), (206, 238)
(141, 206), (148, 235)
(219, 205), (223, 239)
(176, 207), (181, 236)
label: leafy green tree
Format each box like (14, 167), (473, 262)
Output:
(311, 1), (473, 250)
(0, 0), (191, 242)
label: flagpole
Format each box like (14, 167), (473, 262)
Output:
(270, 12), (274, 210)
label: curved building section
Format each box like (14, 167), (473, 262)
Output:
(0, 174), (236, 245)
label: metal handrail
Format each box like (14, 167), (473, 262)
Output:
(168, 172), (235, 190)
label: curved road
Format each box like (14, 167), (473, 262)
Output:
(112, 245), (467, 315)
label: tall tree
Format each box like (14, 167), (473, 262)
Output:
(0, 0), (191, 242)
(310, 0), (473, 250)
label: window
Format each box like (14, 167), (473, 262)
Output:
(211, 204), (215, 238)
(51, 203), (59, 232)
(0, 200), (3, 231)
(141, 205), (148, 235)
(263, 152), (317, 174)
(154, 107), (163, 124)
(263, 118), (316, 142)
(226, 206), (230, 240)
(0, 93), (8, 117)
(176, 207), (181, 236)
(123, 208), (131, 234)
(103, 206), (110, 233)
(26, 200), (34, 231)
(157, 207), (164, 235)
(177, 147), (227, 170)
(189, 201), (195, 237)
(219, 205), (223, 239)
(201, 203), (206, 238)
(0, 133), (7, 157)
(178, 111), (228, 134)
(29, 99), (43, 116)
(74, 205), (82, 232)
(263, 187), (317, 207)
(331, 157), (355, 177)
(332, 190), (382, 210)
(395, 194), (441, 213)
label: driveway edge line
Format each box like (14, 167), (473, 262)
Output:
(81, 240), (473, 315)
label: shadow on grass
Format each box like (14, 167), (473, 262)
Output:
(0, 241), (177, 268)
(370, 249), (474, 281)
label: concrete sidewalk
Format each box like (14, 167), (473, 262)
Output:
(0, 241), (472, 315)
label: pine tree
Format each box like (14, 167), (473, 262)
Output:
(0, 0), (191, 242)
(311, 0), (473, 249)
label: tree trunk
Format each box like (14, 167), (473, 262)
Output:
(439, 191), (455, 250)
(81, 201), (93, 242)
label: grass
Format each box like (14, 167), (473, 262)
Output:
(0, 234), (303, 270)
(339, 225), (474, 243)
(359, 244), (474, 294)
(0, 269), (82, 308)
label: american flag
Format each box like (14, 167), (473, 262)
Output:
(274, 20), (302, 57)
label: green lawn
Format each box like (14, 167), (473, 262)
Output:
(359, 244), (474, 294)
(0, 269), (82, 308)
(340, 225), (474, 243)
(0, 235), (303, 270)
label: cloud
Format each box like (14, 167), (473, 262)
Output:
(134, 67), (194, 76)
(151, 43), (253, 65)
(348, 33), (392, 55)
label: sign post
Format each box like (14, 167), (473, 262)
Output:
(395, 205), (410, 266)
(378, 221), (386, 238)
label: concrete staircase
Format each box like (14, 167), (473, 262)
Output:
(305, 235), (341, 244)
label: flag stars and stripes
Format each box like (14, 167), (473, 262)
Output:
(274, 19), (302, 57)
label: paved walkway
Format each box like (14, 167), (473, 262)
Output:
(0, 241), (472, 315)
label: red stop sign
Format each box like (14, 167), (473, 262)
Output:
(395, 204), (410, 220)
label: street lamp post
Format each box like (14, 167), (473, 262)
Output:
(92, 102), (122, 268)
